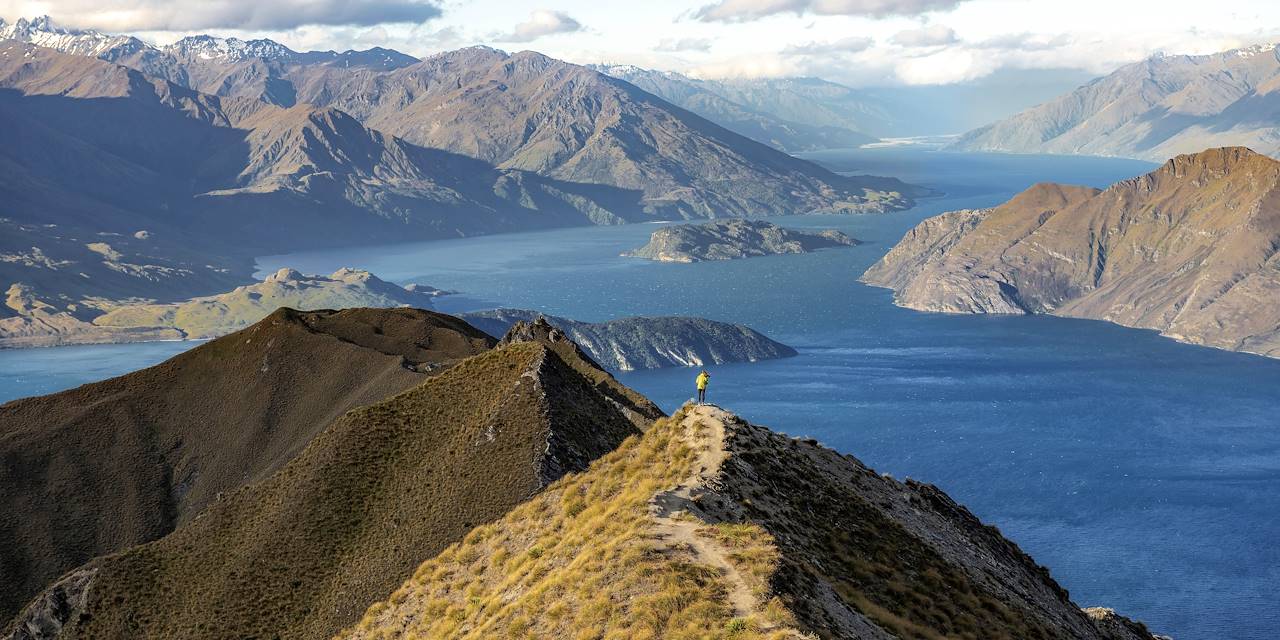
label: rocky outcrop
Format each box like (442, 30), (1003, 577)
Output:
(3, 569), (95, 640)
(950, 44), (1280, 161)
(623, 219), (859, 263)
(466, 309), (797, 370)
(864, 147), (1280, 358)
(342, 404), (1161, 639)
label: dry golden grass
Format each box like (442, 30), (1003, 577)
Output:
(341, 407), (803, 640)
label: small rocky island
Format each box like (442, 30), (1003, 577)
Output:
(623, 219), (858, 262)
(461, 308), (797, 371)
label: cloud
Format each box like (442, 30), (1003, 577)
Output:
(11, 0), (442, 31)
(693, 0), (969, 23)
(782, 35), (873, 55)
(889, 24), (957, 47)
(495, 9), (582, 43)
(973, 32), (1073, 51)
(655, 37), (714, 52)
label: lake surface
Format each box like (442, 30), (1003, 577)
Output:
(5, 148), (1277, 639)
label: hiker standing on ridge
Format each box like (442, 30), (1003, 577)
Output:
(696, 369), (710, 404)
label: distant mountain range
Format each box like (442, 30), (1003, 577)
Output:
(591, 65), (886, 151)
(0, 16), (918, 321)
(863, 147), (1280, 359)
(951, 44), (1280, 160)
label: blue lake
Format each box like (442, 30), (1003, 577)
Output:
(3, 148), (1276, 639)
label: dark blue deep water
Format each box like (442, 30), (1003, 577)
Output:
(3, 149), (1276, 639)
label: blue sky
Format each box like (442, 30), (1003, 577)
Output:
(5, 0), (1280, 86)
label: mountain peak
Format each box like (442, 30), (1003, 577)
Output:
(0, 15), (150, 59)
(1157, 146), (1276, 181)
(165, 34), (296, 61)
(1230, 42), (1278, 58)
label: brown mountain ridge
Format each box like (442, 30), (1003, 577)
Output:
(863, 146), (1280, 358)
(0, 307), (494, 621)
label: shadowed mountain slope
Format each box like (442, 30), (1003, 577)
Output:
(0, 42), (641, 312)
(863, 147), (1280, 358)
(297, 47), (914, 217)
(0, 307), (494, 621)
(4, 320), (662, 640)
(3, 20), (921, 218)
(341, 404), (1159, 640)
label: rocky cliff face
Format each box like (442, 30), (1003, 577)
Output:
(950, 44), (1280, 161)
(464, 309), (798, 370)
(341, 404), (1161, 640)
(623, 219), (858, 263)
(863, 147), (1280, 358)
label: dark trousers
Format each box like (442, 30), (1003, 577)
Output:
(697, 388), (706, 403)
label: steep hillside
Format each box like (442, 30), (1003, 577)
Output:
(464, 312), (797, 370)
(0, 307), (494, 620)
(281, 47), (915, 217)
(863, 147), (1280, 358)
(342, 404), (1159, 640)
(4, 322), (661, 640)
(951, 44), (1280, 160)
(623, 219), (858, 262)
(3, 19), (918, 219)
(0, 42), (639, 311)
(590, 65), (877, 152)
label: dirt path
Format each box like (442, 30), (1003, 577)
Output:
(650, 404), (759, 620)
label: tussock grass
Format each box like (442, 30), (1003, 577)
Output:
(342, 408), (802, 640)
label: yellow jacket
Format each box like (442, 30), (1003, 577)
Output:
(696, 372), (709, 390)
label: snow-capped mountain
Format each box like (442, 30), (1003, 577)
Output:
(0, 16), (419, 71)
(164, 34), (297, 62)
(0, 15), (148, 59)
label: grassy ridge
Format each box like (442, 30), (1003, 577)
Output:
(20, 339), (644, 639)
(343, 407), (804, 640)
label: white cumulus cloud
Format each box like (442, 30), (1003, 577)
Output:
(890, 24), (957, 47)
(656, 37), (714, 52)
(782, 35), (874, 55)
(495, 9), (583, 43)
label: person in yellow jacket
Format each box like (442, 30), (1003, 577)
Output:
(695, 369), (710, 404)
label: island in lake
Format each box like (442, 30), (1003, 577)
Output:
(623, 219), (859, 263)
